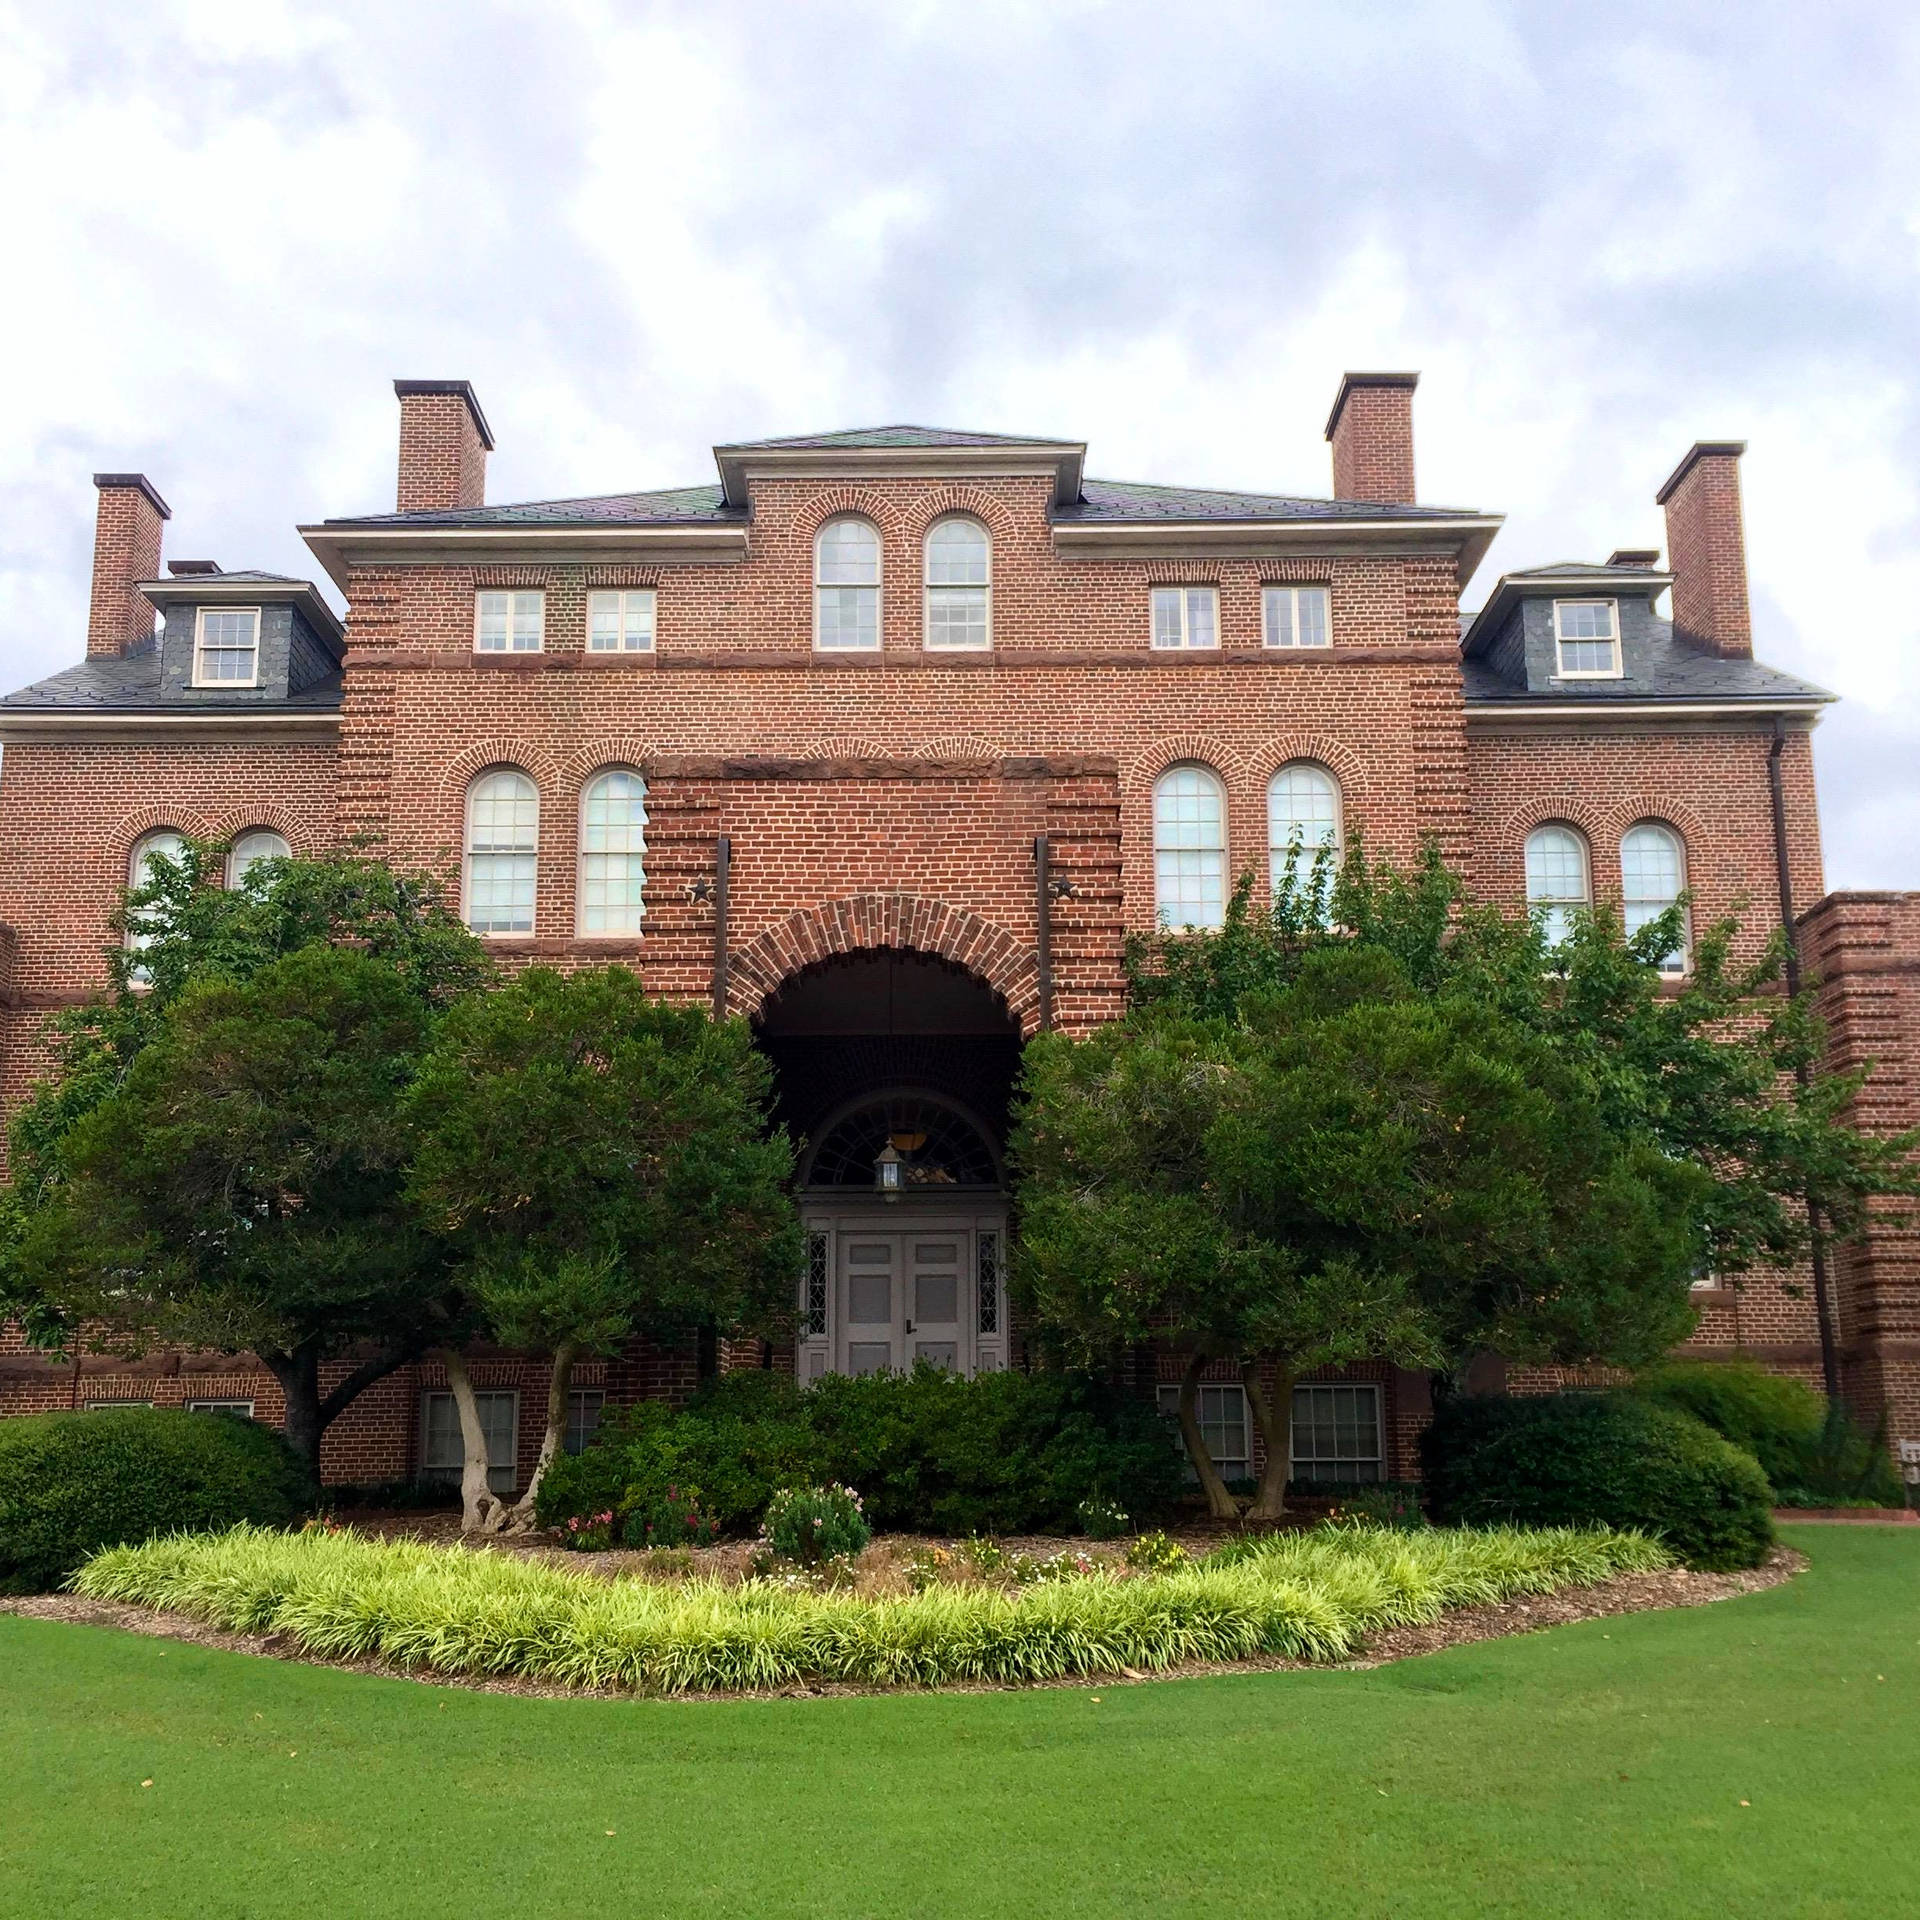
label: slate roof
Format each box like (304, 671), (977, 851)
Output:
(717, 425), (1070, 451)
(324, 483), (740, 531)
(1460, 638), (1831, 707)
(1061, 478), (1478, 524)
(1, 650), (343, 713)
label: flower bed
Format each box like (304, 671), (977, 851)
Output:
(71, 1521), (1669, 1695)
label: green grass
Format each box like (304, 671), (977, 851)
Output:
(4, 1525), (1915, 1918)
(69, 1521), (1666, 1691)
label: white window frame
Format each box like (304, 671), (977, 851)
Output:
(577, 767), (648, 937)
(1621, 820), (1691, 975)
(814, 516), (882, 652)
(1267, 762), (1343, 900)
(1289, 1382), (1384, 1484)
(922, 516), (992, 651)
(1523, 824), (1591, 950)
(474, 589), (546, 654)
(1152, 764), (1229, 931)
(1150, 585), (1220, 650)
(587, 588), (656, 653)
(126, 829), (189, 970)
(419, 1389), (519, 1494)
(191, 605), (261, 688)
(186, 1398), (256, 1418)
(1262, 584), (1332, 650)
(226, 828), (291, 890)
(84, 1400), (154, 1411)
(464, 769), (539, 936)
(1157, 1383), (1253, 1482)
(1552, 599), (1623, 679)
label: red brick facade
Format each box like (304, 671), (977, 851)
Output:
(3, 378), (1914, 1496)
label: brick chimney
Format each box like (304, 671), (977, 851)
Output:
(394, 379), (493, 512)
(1325, 372), (1418, 505)
(1656, 441), (1751, 658)
(88, 473), (170, 658)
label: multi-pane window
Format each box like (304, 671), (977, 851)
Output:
(815, 517), (881, 650)
(977, 1230), (1001, 1336)
(475, 589), (545, 653)
(1553, 600), (1620, 676)
(193, 607), (260, 685)
(186, 1399), (256, 1418)
(1621, 822), (1689, 972)
(801, 1230), (829, 1339)
(1290, 1383), (1383, 1484)
(227, 828), (290, 890)
(588, 589), (655, 652)
(579, 769), (647, 934)
(1524, 825), (1590, 950)
(420, 1390), (518, 1493)
(84, 1399), (154, 1411)
(924, 517), (991, 649)
(126, 829), (188, 968)
(1263, 584), (1331, 649)
(1157, 1383), (1252, 1482)
(465, 770), (538, 933)
(1267, 763), (1342, 899)
(564, 1390), (604, 1456)
(1153, 765), (1227, 930)
(1151, 585), (1219, 650)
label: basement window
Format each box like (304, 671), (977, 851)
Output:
(1552, 600), (1621, 677)
(193, 607), (260, 686)
(186, 1399), (257, 1418)
(475, 589), (545, 653)
(1151, 585), (1218, 650)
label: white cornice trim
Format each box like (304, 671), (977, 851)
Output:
(1465, 698), (1828, 724)
(297, 523), (750, 591)
(139, 574), (346, 649)
(714, 442), (1087, 508)
(0, 710), (340, 745)
(1051, 514), (1503, 584)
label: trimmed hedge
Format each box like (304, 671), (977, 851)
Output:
(1420, 1392), (1774, 1571)
(538, 1364), (1185, 1540)
(0, 1407), (312, 1593)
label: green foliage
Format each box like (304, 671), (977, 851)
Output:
(764, 1484), (871, 1564)
(537, 1365), (1184, 1540)
(1076, 1495), (1131, 1539)
(1637, 1361), (1904, 1508)
(73, 1519), (1670, 1692)
(0, 1409), (310, 1592)
(1123, 1530), (1189, 1573)
(1420, 1393), (1775, 1571)
(623, 1484), (722, 1550)
(1325, 1483), (1427, 1529)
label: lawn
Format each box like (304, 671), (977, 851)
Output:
(2, 1524), (1913, 1919)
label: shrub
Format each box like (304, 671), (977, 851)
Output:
(1124, 1530), (1189, 1573)
(1328, 1483), (1426, 1529)
(75, 1519), (1670, 1693)
(1635, 1361), (1904, 1508)
(1420, 1392), (1774, 1571)
(622, 1483), (721, 1550)
(764, 1484), (870, 1565)
(0, 1408), (311, 1592)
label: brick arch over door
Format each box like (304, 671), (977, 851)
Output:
(726, 894), (1041, 1035)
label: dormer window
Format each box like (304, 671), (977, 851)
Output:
(193, 608), (259, 686)
(475, 590), (544, 653)
(1553, 600), (1621, 677)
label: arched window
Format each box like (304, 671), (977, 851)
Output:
(227, 829), (291, 890)
(1267, 763), (1342, 900)
(126, 829), (188, 959)
(1153, 765), (1227, 930)
(1621, 822), (1688, 972)
(924, 516), (990, 649)
(815, 516), (881, 650)
(465, 770), (539, 934)
(579, 769), (648, 935)
(1524, 825), (1590, 950)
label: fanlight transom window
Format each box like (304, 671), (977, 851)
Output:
(815, 517), (881, 650)
(1524, 825), (1590, 949)
(228, 829), (291, 890)
(924, 517), (990, 650)
(1153, 765), (1227, 930)
(1268, 763), (1342, 899)
(805, 1095), (1000, 1190)
(1621, 822), (1688, 972)
(580, 769), (648, 934)
(465, 770), (539, 934)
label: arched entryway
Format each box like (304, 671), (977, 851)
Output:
(754, 949), (1020, 1380)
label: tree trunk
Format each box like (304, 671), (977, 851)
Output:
(439, 1348), (509, 1534)
(1241, 1357), (1293, 1522)
(499, 1339), (579, 1533)
(260, 1342), (324, 1483)
(1177, 1351), (1239, 1521)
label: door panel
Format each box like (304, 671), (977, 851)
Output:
(906, 1236), (963, 1372)
(841, 1237), (899, 1374)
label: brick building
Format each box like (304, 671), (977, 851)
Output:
(2, 372), (1914, 1495)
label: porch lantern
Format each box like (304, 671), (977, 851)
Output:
(874, 1142), (904, 1201)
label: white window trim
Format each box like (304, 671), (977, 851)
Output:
(1152, 763), (1230, 931)
(191, 605), (261, 689)
(813, 517), (883, 653)
(186, 1398), (256, 1417)
(587, 587), (656, 653)
(1267, 762), (1344, 895)
(226, 828), (292, 890)
(473, 588), (547, 655)
(1261, 583), (1333, 649)
(1157, 1382), (1253, 1480)
(1551, 598), (1624, 680)
(576, 766), (648, 938)
(922, 517), (992, 651)
(1523, 823), (1593, 933)
(463, 769), (540, 939)
(1288, 1382), (1385, 1482)
(419, 1387), (519, 1493)
(1621, 820), (1692, 976)
(1150, 584), (1221, 650)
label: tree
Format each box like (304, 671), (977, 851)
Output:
(404, 966), (803, 1530)
(1013, 943), (1705, 1517)
(12, 946), (459, 1475)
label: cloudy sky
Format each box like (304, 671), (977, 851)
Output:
(4, 0), (1917, 885)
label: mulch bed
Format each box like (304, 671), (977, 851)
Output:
(0, 1542), (1804, 1703)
